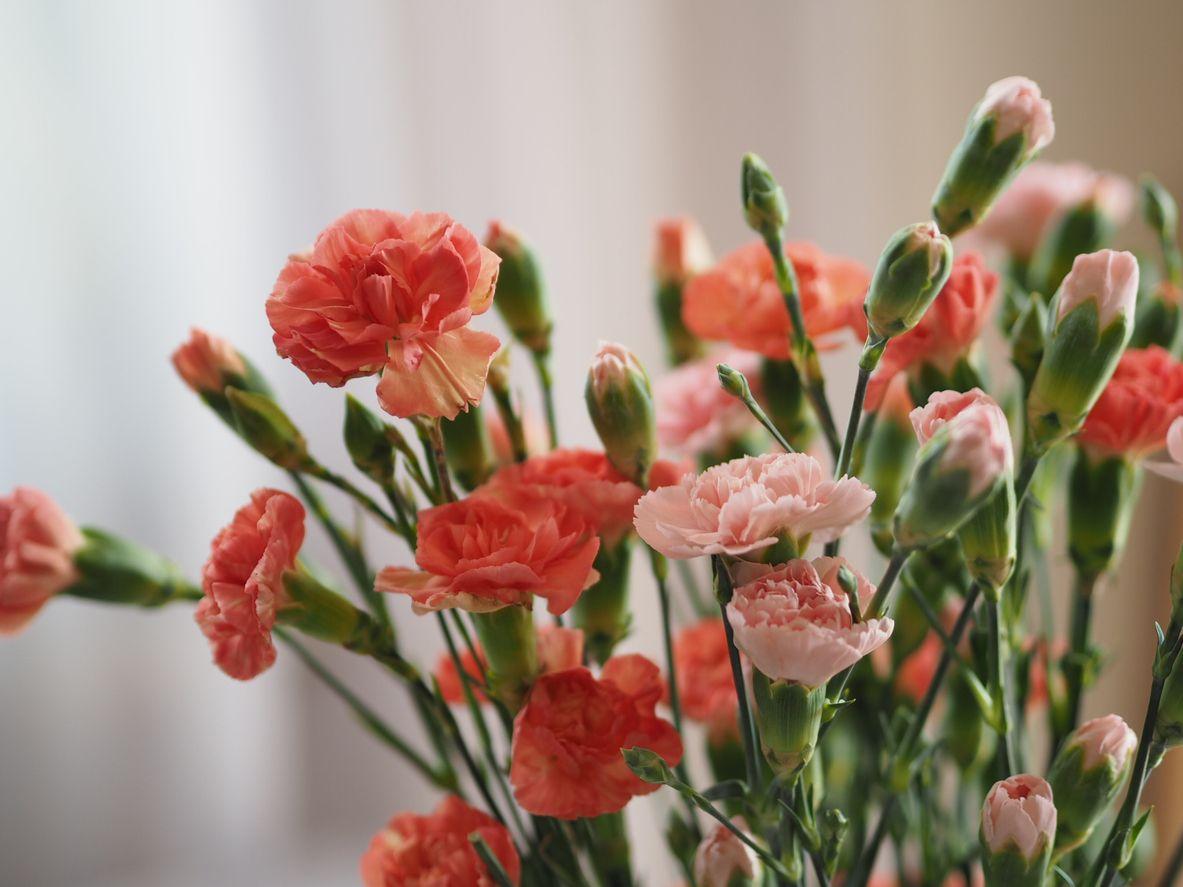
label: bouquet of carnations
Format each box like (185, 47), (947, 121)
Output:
(8, 74), (1183, 887)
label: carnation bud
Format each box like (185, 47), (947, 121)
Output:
(470, 603), (540, 711)
(1142, 176), (1179, 245)
(484, 221), (552, 354)
(933, 76), (1055, 236)
(1047, 714), (1136, 853)
(67, 528), (194, 607)
(693, 818), (758, 887)
(280, 569), (364, 646)
(1029, 200), (1118, 298)
(226, 388), (311, 470)
(864, 222), (954, 340)
(1027, 250), (1138, 453)
(751, 671), (825, 774)
(1132, 281), (1182, 350)
(586, 341), (657, 486)
(1171, 540), (1183, 616)
(894, 404), (1012, 551)
(441, 402), (495, 492)
(654, 219), (712, 366)
(171, 328), (271, 427)
(343, 394), (396, 486)
(741, 153), (789, 240)
(622, 746), (676, 785)
(958, 479), (1017, 596)
(1067, 449), (1139, 580)
(979, 774), (1057, 887)
(863, 380), (918, 555)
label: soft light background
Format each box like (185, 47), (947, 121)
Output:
(3, 1), (1183, 884)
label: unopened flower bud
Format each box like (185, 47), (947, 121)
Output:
(1155, 649), (1183, 747)
(1029, 191), (1125, 297)
(1142, 176), (1179, 243)
(1067, 448), (1138, 580)
(979, 774), (1057, 887)
(751, 671), (825, 774)
(171, 328), (271, 426)
(717, 363), (753, 401)
(442, 402), (495, 492)
(68, 529), (193, 607)
(933, 77), (1055, 236)
(1027, 250), (1139, 453)
(693, 818), (758, 887)
(864, 222), (954, 340)
(654, 218), (712, 365)
(1132, 281), (1182, 350)
(280, 569), (364, 645)
(586, 341), (657, 486)
(484, 221), (552, 354)
(864, 377), (918, 554)
(741, 153), (788, 239)
(1047, 714), (1136, 853)
(343, 394), (396, 485)
(958, 479), (1017, 596)
(622, 746), (676, 786)
(226, 388), (311, 470)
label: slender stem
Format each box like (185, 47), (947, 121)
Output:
(306, 462), (404, 536)
(986, 596), (1018, 775)
(425, 418), (458, 503)
(470, 835), (516, 887)
(1057, 571), (1098, 757)
(1156, 824), (1183, 887)
(1014, 451), (1041, 506)
(846, 584), (982, 887)
(379, 483), (418, 549)
(713, 556), (762, 795)
(489, 382), (529, 463)
(274, 628), (451, 791)
(835, 363), (873, 480)
(532, 350), (559, 450)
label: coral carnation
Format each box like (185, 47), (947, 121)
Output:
(360, 795), (521, 887)
(682, 241), (870, 358)
(437, 626), (585, 705)
(194, 489), (305, 680)
(1078, 346), (1183, 457)
(171, 327), (247, 394)
(0, 487), (83, 635)
(633, 453), (875, 560)
(674, 617), (739, 741)
(375, 497), (599, 616)
(510, 654), (682, 819)
(267, 210), (501, 419)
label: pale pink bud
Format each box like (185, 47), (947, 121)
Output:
(911, 389), (1014, 495)
(975, 77), (1055, 159)
(981, 774), (1057, 860)
(171, 327), (247, 394)
(1056, 250), (1139, 330)
(693, 818), (757, 887)
(1071, 714), (1136, 771)
(726, 557), (894, 687)
(589, 341), (646, 392)
(654, 216), (712, 285)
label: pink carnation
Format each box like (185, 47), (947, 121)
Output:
(911, 389), (1014, 496)
(980, 774), (1057, 860)
(726, 557), (894, 687)
(1071, 714), (1136, 772)
(694, 818), (757, 887)
(0, 487), (83, 635)
(633, 453), (875, 560)
(655, 350), (761, 456)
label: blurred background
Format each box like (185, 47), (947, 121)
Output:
(3, 1), (1183, 884)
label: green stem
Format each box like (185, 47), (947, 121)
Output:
(825, 356), (878, 558)
(489, 382), (529, 463)
(1057, 571), (1098, 758)
(306, 462), (404, 537)
(532, 350), (559, 450)
(470, 835), (516, 887)
(986, 597), (1018, 775)
(712, 556), (762, 795)
(425, 418), (458, 503)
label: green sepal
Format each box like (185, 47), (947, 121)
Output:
(751, 672), (825, 775)
(572, 541), (634, 664)
(471, 603), (539, 712)
(66, 528), (194, 607)
(932, 117), (1028, 238)
(279, 569), (363, 645)
(1066, 450), (1139, 578)
(226, 388), (311, 470)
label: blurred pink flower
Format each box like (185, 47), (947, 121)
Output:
(694, 817), (757, 887)
(1071, 714), (1136, 771)
(656, 350), (761, 456)
(0, 487), (83, 635)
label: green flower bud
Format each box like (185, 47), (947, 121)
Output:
(1067, 449), (1139, 579)
(1008, 293), (1047, 392)
(1131, 279), (1182, 350)
(1171, 540), (1183, 616)
(171, 328), (272, 427)
(279, 569), (364, 646)
(572, 542), (633, 665)
(1027, 250), (1138, 453)
(1029, 201), (1116, 298)
(1047, 714), (1136, 854)
(654, 217), (711, 365)
(586, 341), (656, 486)
(343, 394), (396, 485)
(760, 358), (814, 449)
(741, 153), (788, 239)
(226, 388), (311, 470)
(945, 666), (996, 771)
(441, 402), (495, 492)
(862, 382), (919, 555)
(1142, 176), (1178, 243)
(751, 671), (825, 774)
(864, 222), (954, 340)
(471, 603), (539, 712)
(484, 221), (552, 354)
(959, 480), (1017, 597)
(932, 77), (1054, 237)
(67, 528), (195, 607)
(622, 746), (676, 785)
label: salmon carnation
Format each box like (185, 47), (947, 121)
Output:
(375, 497), (599, 616)
(654, 216), (713, 285)
(1077, 346), (1183, 457)
(436, 626), (585, 705)
(865, 253), (999, 410)
(633, 452), (875, 560)
(510, 654), (683, 819)
(980, 774), (1057, 861)
(194, 489), (306, 680)
(911, 389), (1014, 496)
(171, 327), (247, 394)
(727, 556), (893, 687)
(674, 617), (739, 741)
(682, 240), (870, 358)
(656, 350), (761, 457)
(360, 795), (521, 887)
(0, 487), (83, 635)
(266, 210), (501, 419)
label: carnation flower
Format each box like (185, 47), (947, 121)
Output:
(655, 350), (761, 457)
(436, 626), (585, 705)
(910, 389), (1014, 496)
(654, 216), (713, 285)
(726, 556), (893, 688)
(674, 617), (738, 741)
(267, 210), (501, 419)
(0, 487), (83, 635)
(194, 489), (306, 680)
(865, 253), (999, 410)
(633, 453), (875, 560)
(510, 654), (682, 819)
(375, 497), (599, 616)
(360, 795), (521, 887)
(694, 817), (757, 887)
(171, 327), (247, 394)
(1077, 346), (1183, 457)
(682, 241), (870, 358)
(980, 774), (1057, 861)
